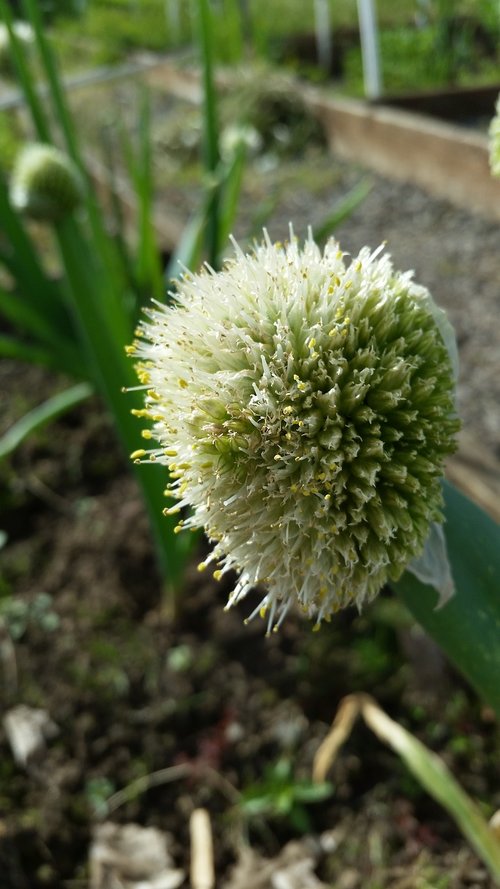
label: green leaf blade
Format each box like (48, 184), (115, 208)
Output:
(0, 382), (94, 460)
(393, 481), (500, 717)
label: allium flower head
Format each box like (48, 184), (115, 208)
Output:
(131, 233), (459, 630)
(489, 94), (500, 178)
(10, 143), (84, 223)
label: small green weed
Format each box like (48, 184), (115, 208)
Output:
(239, 758), (333, 832)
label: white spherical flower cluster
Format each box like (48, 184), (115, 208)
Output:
(130, 233), (459, 631)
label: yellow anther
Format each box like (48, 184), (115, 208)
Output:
(141, 429), (153, 439)
(283, 405), (294, 415)
(213, 570), (222, 581)
(178, 378), (188, 389)
(130, 449), (147, 460)
(174, 524), (183, 534)
(147, 389), (160, 401)
(197, 561), (208, 572)
(164, 448), (178, 456)
(131, 408), (151, 418)
(259, 607), (267, 619)
(274, 454), (282, 461)
(312, 622), (321, 633)
(163, 505), (180, 515)
(124, 344), (136, 355)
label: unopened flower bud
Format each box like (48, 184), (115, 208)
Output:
(10, 143), (84, 223)
(0, 21), (33, 77)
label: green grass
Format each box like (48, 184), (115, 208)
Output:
(46, 0), (500, 97)
(343, 22), (500, 96)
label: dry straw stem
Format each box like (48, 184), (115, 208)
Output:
(101, 762), (240, 818)
(190, 808), (215, 889)
(313, 694), (500, 882)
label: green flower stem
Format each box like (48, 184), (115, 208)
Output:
(21, 0), (80, 166)
(56, 217), (189, 595)
(0, 0), (51, 142)
(196, 0), (221, 267)
(20, 0), (132, 347)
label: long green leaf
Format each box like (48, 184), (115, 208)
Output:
(96, 125), (137, 292)
(136, 90), (163, 302)
(0, 0), (52, 142)
(218, 143), (247, 253)
(21, 0), (80, 166)
(0, 178), (65, 327)
(314, 695), (500, 881)
(312, 179), (373, 245)
(21, 0), (132, 346)
(56, 218), (190, 594)
(0, 286), (78, 369)
(166, 172), (223, 280)
(0, 334), (64, 368)
(118, 91), (163, 303)
(0, 383), (94, 460)
(393, 481), (500, 717)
